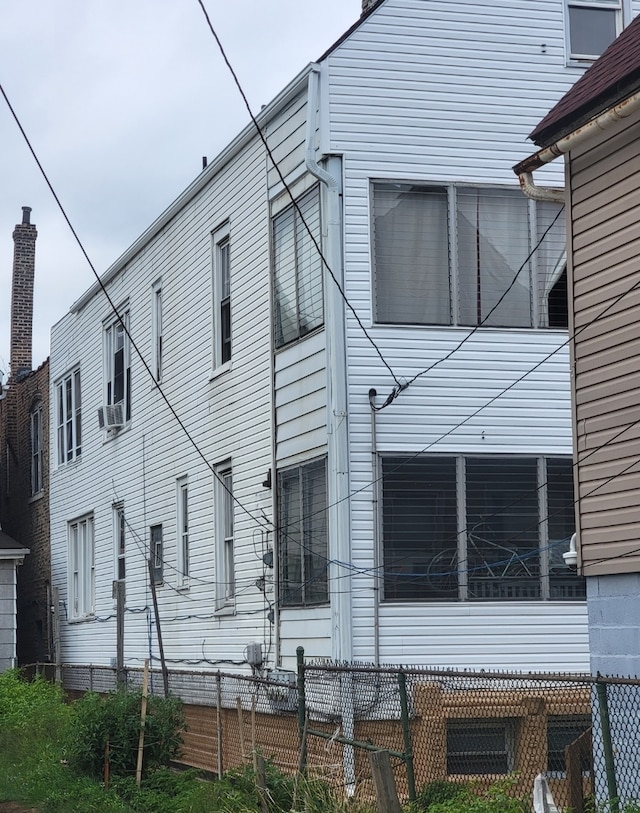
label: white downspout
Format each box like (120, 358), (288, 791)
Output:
(306, 63), (356, 798)
(305, 63), (352, 666)
(514, 89), (640, 200)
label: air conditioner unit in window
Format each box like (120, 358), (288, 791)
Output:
(97, 404), (124, 430)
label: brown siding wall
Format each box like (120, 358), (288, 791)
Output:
(569, 111), (640, 576)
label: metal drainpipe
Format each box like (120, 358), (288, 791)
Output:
(514, 89), (640, 201)
(369, 388), (381, 666)
(304, 64), (352, 665)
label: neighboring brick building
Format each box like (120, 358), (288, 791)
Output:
(0, 207), (51, 665)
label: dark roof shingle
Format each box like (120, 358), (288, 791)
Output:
(530, 14), (640, 147)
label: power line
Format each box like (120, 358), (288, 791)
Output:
(193, 0), (402, 390)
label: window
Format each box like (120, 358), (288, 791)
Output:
(177, 477), (189, 584)
(68, 514), (94, 619)
(215, 465), (234, 607)
(273, 186), (323, 347)
(278, 457), (328, 606)
(152, 281), (163, 382)
(56, 369), (81, 464)
(382, 456), (585, 602)
(149, 525), (163, 585)
(114, 503), (125, 581)
(547, 715), (592, 774)
(566, 0), (621, 60)
(105, 310), (131, 422)
(212, 230), (232, 367)
(30, 402), (43, 495)
(372, 183), (566, 329)
(447, 719), (515, 775)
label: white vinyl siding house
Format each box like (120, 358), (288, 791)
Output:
(50, 0), (616, 677)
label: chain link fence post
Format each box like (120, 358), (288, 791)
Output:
(398, 671), (416, 801)
(596, 678), (619, 813)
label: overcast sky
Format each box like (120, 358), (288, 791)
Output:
(0, 0), (361, 375)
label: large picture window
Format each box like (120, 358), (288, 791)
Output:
(68, 514), (94, 619)
(56, 369), (81, 465)
(273, 186), (323, 347)
(278, 457), (328, 606)
(382, 456), (585, 602)
(373, 183), (566, 329)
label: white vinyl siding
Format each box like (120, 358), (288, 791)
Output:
(56, 369), (81, 465)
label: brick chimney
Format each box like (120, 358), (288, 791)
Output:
(362, 0), (382, 13)
(10, 207), (37, 382)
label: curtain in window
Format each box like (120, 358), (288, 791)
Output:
(457, 188), (531, 327)
(374, 184), (450, 325)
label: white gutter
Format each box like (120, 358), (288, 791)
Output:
(514, 89), (640, 200)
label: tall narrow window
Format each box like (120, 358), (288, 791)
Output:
(68, 514), (94, 619)
(105, 310), (131, 422)
(177, 477), (189, 584)
(273, 186), (323, 347)
(114, 503), (125, 582)
(56, 369), (81, 465)
(215, 465), (234, 607)
(149, 525), (163, 585)
(30, 402), (43, 495)
(152, 281), (163, 382)
(278, 457), (328, 607)
(566, 0), (620, 60)
(213, 228), (232, 368)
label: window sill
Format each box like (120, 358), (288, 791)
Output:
(102, 423), (131, 443)
(68, 614), (95, 624)
(215, 603), (236, 617)
(55, 456), (82, 472)
(210, 361), (232, 381)
(28, 491), (44, 504)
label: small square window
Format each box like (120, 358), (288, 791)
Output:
(547, 715), (591, 774)
(447, 719), (515, 775)
(566, 1), (620, 60)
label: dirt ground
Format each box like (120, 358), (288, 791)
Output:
(0, 804), (38, 812)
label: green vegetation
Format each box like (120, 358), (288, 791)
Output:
(409, 777), (528, 813)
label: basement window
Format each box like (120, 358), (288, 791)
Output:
(447, 719), (516, 775)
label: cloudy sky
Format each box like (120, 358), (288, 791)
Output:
(0, 0), (361, 374)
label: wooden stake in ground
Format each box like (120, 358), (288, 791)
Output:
(136, 659), (150, 787)
(369, 750), (402, 813)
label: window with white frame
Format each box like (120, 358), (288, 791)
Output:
(372, 183), (567, 329)
(68, 514), (94, 619)
(152, 281), (163, 382)
(105, 310), (131, 422)
(56, 369), (81, 465)
(566, 0), (621, 61)
(113, 502), (125, 582)
(278, 457), (328, 607)
(212, 229), (232, 367)
(177, 477), (189, 584)
(382, 456), (585, 602)
(215, 465), (234, 607)
(273, 185), (323, 348)
(149, 524), (163, 585)
(30, 401), (43, 495)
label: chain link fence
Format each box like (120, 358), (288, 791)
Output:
(58, 656), (640, 810)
